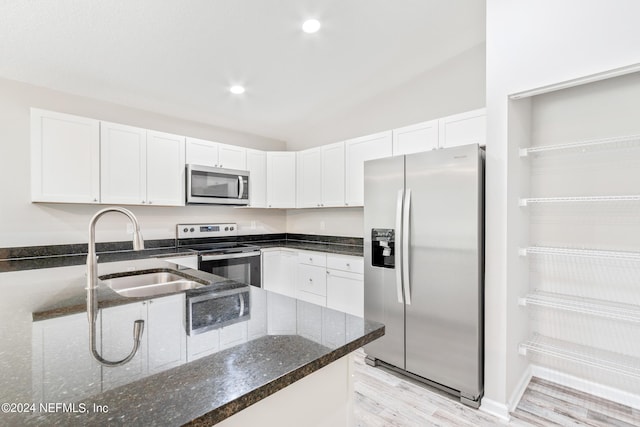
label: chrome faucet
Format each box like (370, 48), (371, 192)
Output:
(87, 207), (145, 367)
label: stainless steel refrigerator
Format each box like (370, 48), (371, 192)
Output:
(363, 143), (484, 408)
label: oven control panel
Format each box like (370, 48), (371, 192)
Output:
(177, 223), (238, 239)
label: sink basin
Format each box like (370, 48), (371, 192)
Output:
(100, 271), (205, 298)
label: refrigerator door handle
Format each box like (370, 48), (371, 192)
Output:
(395, 189), (404, 304)
(402, 188), (411, 305)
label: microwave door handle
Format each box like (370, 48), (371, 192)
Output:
(238, 176), (244, 199)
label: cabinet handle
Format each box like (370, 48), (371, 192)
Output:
(326, 270), (330, 275)
(142, 302), (146, 306)
(345, 202), (349, 206)
(141, 200), (146, 204)
(346, 263), (351, 267)
(93, 198), (98, 202)
(309, 257), (313, 261)
(149, 300), (153, 304)
(220, 164), (223, 168)
(148, 201), (152, 205)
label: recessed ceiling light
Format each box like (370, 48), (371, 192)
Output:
(302, 19), (321, 34)
(229, 85), (245, 94)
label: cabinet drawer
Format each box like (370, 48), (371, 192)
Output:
(326, 254), (364, 274)
(298, 251), (327, 267)
(297, 264), (327, 296)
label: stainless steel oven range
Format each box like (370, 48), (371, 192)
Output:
(177, 223), (260, 335)
(177, 223), (261, 288)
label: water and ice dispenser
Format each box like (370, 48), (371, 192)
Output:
(371, 228), (395, 268)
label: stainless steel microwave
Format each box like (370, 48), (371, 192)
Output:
(186, 164), (249, 205)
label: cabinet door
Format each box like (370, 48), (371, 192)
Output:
(186, 329), (220, 361)
(218, 143), (247, 170)
(266, 151), (296, 208)
(100, 121), (147, 205)
(438, 108), (486, 148)
(261, 250), (282, 294)
(262, 249), (297, 297)
(220, 322), (248, 350)
(345, 131), (392, 206)
(147, 294), (186, 373)
(186, 137), (219, 167)
(296, 147), (322, 208)
(246, 149), (267, 207)
(146, 130), (186, 206)
(326, 269), (364, 317)
(321, 141), (345, 207)
(392, 119), (438, 156)
(31, 109), (100, 203)
(101, 301), (147, 391)
(32, 313), (101, 403)
(297, 264), (327, 299)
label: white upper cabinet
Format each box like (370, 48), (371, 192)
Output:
(438, 108), (486, 148)
(266, 151), (296, 208)
(246, 149), (267, 208)
(218, 143), (247, 170)
(297, 141), (345, 208)
(102, 126), (185, 206)
(31, 109), (100, 203)
(186, 137), (246, 170)
(146, 130), (185, 206)
(100, 122), (147, 205)
(296, 147), (322, 208)
(345, 131), (392, 206)
(185, 137), (218, 167)
(392, 119), (439, 156)
(321, 141), (346, 207)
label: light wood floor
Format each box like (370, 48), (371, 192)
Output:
(352, 351), (640, 426)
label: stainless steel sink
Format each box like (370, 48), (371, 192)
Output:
(100, 271), (205, 298)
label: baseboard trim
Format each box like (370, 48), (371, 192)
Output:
(479, 398), (510, 421)
(508, 365), (533, 412)
(531, 365), (640, 410)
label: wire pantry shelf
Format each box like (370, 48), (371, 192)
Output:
(519, 195), (640, 206)
(519, 291), (640, 323)
(519, 246), (640, 261)
(519, 133), (640, 157)
(519, 335), (640, 379)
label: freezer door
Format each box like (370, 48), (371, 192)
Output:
(363, 155), (405, 370)
(404, 144), (483, 399)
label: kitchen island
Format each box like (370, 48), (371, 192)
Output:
(0, 258), (383, 426)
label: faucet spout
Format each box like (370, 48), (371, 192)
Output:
(86, 207), (145, 367)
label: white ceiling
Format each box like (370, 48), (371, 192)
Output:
(0, 0), (485, 142)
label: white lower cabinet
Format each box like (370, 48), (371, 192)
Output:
(31, 312), (102, 403)
(262, 249), (364, 316)
(101, 294), (186, 390)
(326, 269), (364, 317)
(220, 322), (248, 350)
(187, 329), (221, 361)
(261, 249), (297, 297)
(164, 255), (199, 270)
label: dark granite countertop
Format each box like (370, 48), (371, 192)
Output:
(0, 233), (362, 273)
(0, 258), (383, 426)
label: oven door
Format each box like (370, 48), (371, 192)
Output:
(187, 288), (250, 335)
(199, 251), (261, 288)
(186, 164), (249, 205)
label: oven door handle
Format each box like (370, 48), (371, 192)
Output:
(200, 251), (261, 261)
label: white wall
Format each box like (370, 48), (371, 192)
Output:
(485, 0), (640, 413)
(286, 208), (363, 237)
(286, 43), (486, 151)
(0, 78), (287, 247)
